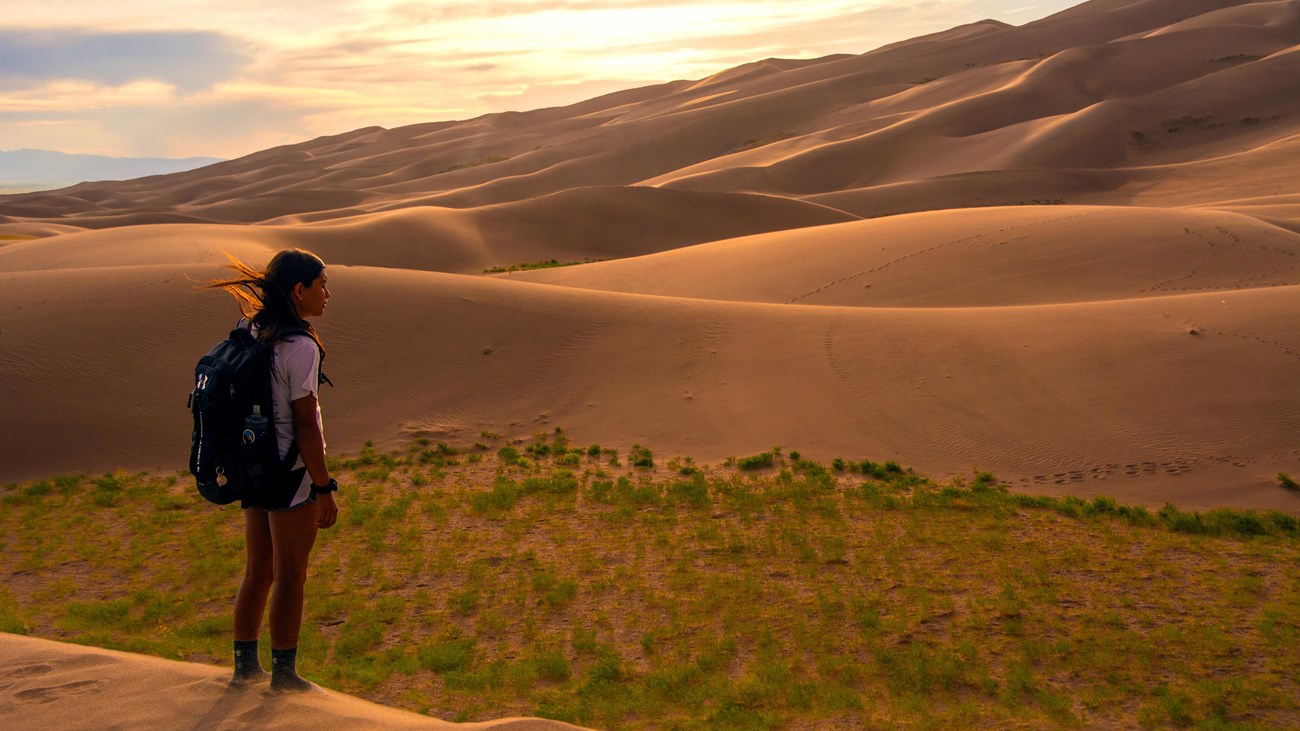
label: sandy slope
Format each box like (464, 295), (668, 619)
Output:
(506, 206), (1300, 306)
(1, 0), (1295, 224)
(3, 4), (1300, 729)
(0, 633), (589, 731)
(1, 253), (1296, 512)
(2, 0), (1299, 516)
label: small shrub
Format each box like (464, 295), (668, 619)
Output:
(584, 653), (624, 686)
(473, 478), (521, 513)
(335, 616), (385, 660)
(630, 445), (654, 469)
(667, 456), (698, 475)
(533, 571), (578, 607)
(860, 460), (888, 479)
(1265, 511), (1297, 534)
(1159, 503), (1207, 535)
(666, 474), (709, 508)
(1088, 496), (1119, 515)
(1205, 509), (1267, 537)
(449, 589), (480, 615)
(1055, 495), (1087, 518)
(92, 472), (126, 507)
(589, 479), (615, 503)
(498, 446), (524, 467)
(737, 451), (775, 470)
(1118, 504), (1157, 527)
(530, 647), (572, 682)
(418, 636), (475, 673)
(484, 259), (582, 274)
(1279, 473), (1299, 492)
(521, 470), (579, 496)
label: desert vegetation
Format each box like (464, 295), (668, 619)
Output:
(3, 430), (1297, 730)
(484, 259), (587, 274)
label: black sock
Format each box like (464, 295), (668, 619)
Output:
(232, 639), (267, 683)
(270, 646), (314, 691)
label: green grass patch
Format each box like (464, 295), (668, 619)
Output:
(1, 447), (1298, 728)
(485, 259), (585, 274)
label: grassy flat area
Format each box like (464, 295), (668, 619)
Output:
(2, 431), (1298, 730)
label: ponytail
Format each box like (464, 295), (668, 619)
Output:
(203, 249), (326, 357)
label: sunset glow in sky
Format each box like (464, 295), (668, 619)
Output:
(0, 1), (1078, 159)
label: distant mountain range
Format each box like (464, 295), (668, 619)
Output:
(0, 149), (224, 193)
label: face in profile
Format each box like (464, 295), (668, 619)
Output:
(295, 270), (330, 318)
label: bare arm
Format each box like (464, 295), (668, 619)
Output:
(292, 393), (337, 528)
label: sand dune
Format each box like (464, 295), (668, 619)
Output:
(2, 0), (1295, 223)
(1, 255), (1296, 513)
(507, 206), (1300, 306)
(0, 186), (855, 275)
(2, 0), (1299, 517)
(0, 633), (589, 731)
(3, 3), (1300, 729)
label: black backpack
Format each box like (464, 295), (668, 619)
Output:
(187, 325), (306, 504)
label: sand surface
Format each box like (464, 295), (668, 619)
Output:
(2, 0), (1299, 518)
(0, 633), (589, 731)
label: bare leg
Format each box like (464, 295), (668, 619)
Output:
(231, 508), (273, 684)
(268, 500), (320, 691)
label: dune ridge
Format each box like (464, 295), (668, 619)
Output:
(1, 0), (1298, 516)
(1, 0), (1296, 225)
(0, 633), (589, 731)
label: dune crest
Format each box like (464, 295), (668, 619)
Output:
(1, 0), (1297, 512)
(0, 633), (590, 731)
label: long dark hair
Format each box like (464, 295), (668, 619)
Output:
(205, 249), (326, 356)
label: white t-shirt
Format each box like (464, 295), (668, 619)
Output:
(270, 333), (325, 466)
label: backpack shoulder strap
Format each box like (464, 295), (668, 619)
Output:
(271, 326), (333, 389)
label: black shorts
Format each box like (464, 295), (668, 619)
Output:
(241, 466), (314, 511)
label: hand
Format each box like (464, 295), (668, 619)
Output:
(316, 491), (338, 529)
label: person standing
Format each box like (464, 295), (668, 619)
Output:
(205, 248), (338, 692)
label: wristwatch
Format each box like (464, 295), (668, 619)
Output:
(311, 477), (338, 494)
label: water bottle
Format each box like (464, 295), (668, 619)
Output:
(243, 405), (269, 445)
(240, 405), (271, 485)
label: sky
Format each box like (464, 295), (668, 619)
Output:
(0, 0), (1080, 160)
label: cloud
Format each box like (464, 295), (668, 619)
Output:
(0, 83), (325, 158)
(0, 1), (1083, 158)
(386, 0), (708, 24)
(0, 29), (253, 92)
(100, 98), (320, 158)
